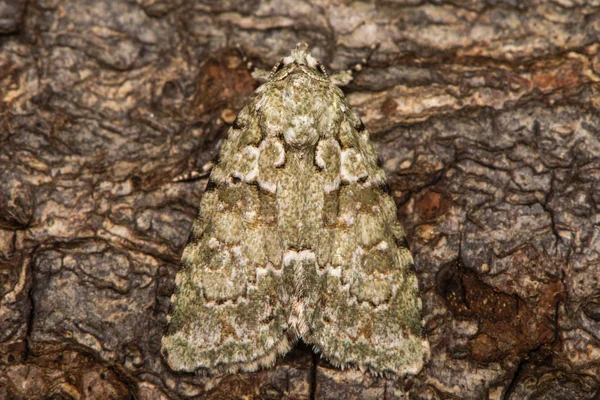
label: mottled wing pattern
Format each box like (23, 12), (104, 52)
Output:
(162, 44), (429, 375)
(301, 96), (429, 375)
(161, 90), (297, 373)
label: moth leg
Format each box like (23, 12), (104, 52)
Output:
(234, 43), (272, 83)
(329, 43), (380, 87)
(172, 161), (214, 183)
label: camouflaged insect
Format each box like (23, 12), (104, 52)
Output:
(161, 43), (430, 375)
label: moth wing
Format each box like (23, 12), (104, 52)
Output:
(304, 106), (430, 375)
(161, 106), (295, 373)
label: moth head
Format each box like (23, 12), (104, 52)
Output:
(268, 43), (328, 82)
(283, 42), (319, 69)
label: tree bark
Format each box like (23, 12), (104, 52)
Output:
(1, 1), (599, 399)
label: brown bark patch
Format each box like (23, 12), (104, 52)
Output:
(193, 50), (256, 117)
(1, 348), (132, 400)
(380, 97), (398, 117)
(414, 190), (452, 222)
(436, 261), (562, 363)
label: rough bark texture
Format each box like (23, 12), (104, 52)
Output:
(1, 1), (599, 399)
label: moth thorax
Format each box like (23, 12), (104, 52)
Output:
(283, 114), (319, 149)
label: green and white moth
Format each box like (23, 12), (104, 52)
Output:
(161, 43), (429, 375)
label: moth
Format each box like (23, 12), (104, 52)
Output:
(161, 43), (429, 375)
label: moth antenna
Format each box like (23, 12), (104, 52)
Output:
(317, 61), (328, 78)
(269, 59), (284, 80)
